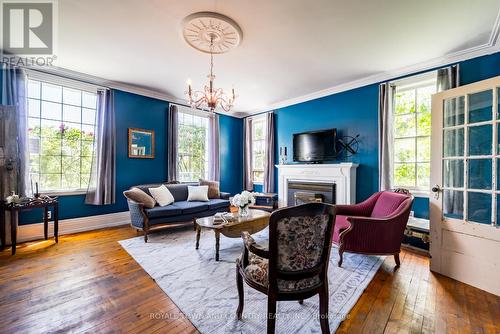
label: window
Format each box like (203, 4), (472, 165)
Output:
(392, 73), (436, 192)
(27, 78), (98, 193)
(177, 110), (209, 182)
(251, 116), (267, 183)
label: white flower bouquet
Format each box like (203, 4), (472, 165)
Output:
(231, 191), (256, 216)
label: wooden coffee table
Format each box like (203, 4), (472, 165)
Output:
(195, 209), (270, 261)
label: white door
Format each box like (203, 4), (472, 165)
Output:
(430, 75), (500, 296)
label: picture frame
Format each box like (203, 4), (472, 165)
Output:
(128, 128), (155, 159)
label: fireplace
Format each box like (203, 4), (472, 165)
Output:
(287, 181), (336, 206)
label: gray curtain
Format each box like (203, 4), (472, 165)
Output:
(243, 117), (253, 190)
(263, 112), (275, 193)
(208, 113), (220, 181)
(85, 89), (116, 205)
(438, 65), (460, 216)
(378, 82), (395, 191)
(1, 64), (29, 196)
(167, 104), (178, 182)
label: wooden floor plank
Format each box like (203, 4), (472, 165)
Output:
(0, 226), (499, 334)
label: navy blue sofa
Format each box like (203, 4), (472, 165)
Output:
(124, 182), (231, 242)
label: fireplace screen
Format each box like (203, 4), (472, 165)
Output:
(287, 181), (336, 206)
(294, 192), (323, 205)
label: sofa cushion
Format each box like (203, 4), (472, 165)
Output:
(207, 198), (230, 210)
(371, 192), (409, 218)
(148, 185), (175, 206)
(333, 215), (351, 244)
(199, 179), (220, 199)
(144, 205), (182, 219)
(172, 201), (209, 214)
(187, 186), (209, 202)
(123, 188), (156, 208)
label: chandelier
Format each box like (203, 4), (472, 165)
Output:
(186, 34), (235, 112)
(182, 12), (243, 113)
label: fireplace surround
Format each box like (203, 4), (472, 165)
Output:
(276, 163), (358, 207)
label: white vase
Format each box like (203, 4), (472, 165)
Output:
(238, 205), (249, 217)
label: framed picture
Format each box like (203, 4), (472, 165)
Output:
(128, 128), (155, 158)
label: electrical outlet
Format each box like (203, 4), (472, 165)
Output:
(47, 211), (52, 219)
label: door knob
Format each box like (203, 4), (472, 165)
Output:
(431, 184), (441, 199)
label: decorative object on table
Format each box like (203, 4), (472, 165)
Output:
(337, 134), (360, 157)
(249, 192), (278, 212)
(231, 191), (256, 217)
(128, 128), (155, 158)
(1, 195), (59, 255)
(5, 191), (20, 204)
(195, 209), (270, 261)
(279, 146), (287, 164)
(182, 12), (241, 113)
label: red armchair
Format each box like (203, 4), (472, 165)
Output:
(333, 190), (414, 268)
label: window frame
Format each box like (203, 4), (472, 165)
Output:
(250, 115), (267, 184)
(390, 72), (437, 197)
(175, 107), (210, 183)
(26, 72), (100, 195)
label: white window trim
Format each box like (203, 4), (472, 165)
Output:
(250, 114), (267, 185)
(27, 76), (99, 194)
(390, 71), (437, 196)
(176, 107), (210, 182)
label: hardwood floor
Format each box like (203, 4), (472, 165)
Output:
(0, 226), (499, 334)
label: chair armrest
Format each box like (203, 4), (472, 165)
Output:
(241, 231), (269, 259)
(220, 192), (231, 200)
(126, 199), (148, 229)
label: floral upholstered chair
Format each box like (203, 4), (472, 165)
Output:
(236, 203), (337, 334)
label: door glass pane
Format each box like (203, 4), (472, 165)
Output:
(468, 159), (492, 190)
(443, 159), (464, 188)
(443, 96), (465, 127)
(468, 90), (492, 124)
(468, 125), (492, 156)
(443, 190), (463, 219)
(443, 128), (464, 157)
(467, 192), (491, 225)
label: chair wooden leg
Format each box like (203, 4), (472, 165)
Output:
(394, 253), (401, 268)
(267, 296), (277, 334)
(319, 284), (330, 334)
(338, 248), (344, 267)
(298, 299), (303, 305)
(236, 267), (244, 319)
(144, 230), (148, 243)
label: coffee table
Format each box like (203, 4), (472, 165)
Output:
(195, 209), (270, 261)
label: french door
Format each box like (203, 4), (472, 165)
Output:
(430, 75), (500, 296)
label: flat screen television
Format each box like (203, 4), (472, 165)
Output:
(293, 129), (337, 163)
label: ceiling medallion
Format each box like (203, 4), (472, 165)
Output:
(182, 12), (242, 112)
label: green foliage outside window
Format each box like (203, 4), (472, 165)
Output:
(177, 121), (208, 182)
(29, 124), (95, 191)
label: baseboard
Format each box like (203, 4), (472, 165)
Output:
(16, 211), (130, 243)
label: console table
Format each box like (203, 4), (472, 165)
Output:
(0, 197), (59, 255)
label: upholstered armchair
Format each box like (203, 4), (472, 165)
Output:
(236, 203), (336, 334)
(333, 190), (414, 268)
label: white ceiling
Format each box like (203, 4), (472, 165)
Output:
(54, 0), (500, 114)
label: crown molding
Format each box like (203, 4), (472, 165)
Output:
(244, 9), (500, 116)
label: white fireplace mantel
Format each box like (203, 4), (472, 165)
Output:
(275, 163), (358, 207)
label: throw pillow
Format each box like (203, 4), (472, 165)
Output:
(123, 188), (156, 208)
(187, 185), (209, 202)
(148, 185), (175, 206)
(199, 179), (220, 199)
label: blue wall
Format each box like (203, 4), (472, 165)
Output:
(15, 89), (243, 225)
(219, 114), (244, 195)
(274, 84), (379, 203)
(269, 51), (500, 219)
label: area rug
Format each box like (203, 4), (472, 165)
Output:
(119, 227), (384, 334)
